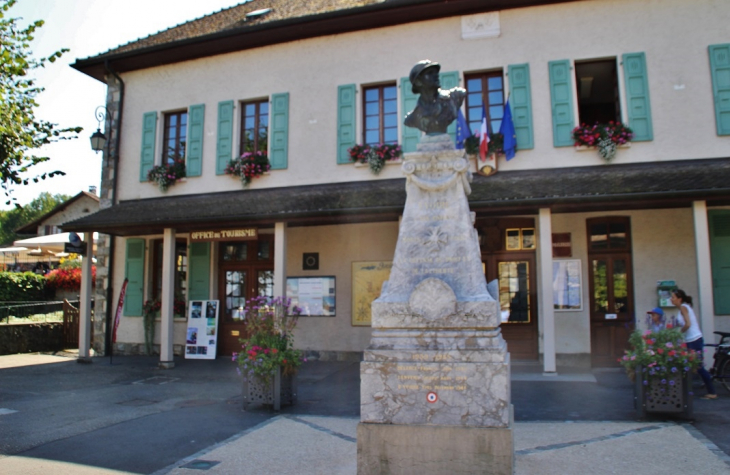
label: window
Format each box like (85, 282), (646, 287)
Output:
(574, 59), (621, 125)
(152, 239), (188, 306)
(465, 71), (505, 135)
(363, 84), (397, 145)
(587, 217), (630, 251)
(162, 111), (187, 165)
(240, 99), (269, 154)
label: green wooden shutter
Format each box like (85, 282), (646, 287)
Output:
(188, 242), (210, 301)
(622, 52), (653, 141)
(709, 44), (730, 136)
(270, 92), (289, 170)
(709, 210), (730, 314)
(124, 238), (145, 316)
(337, 84), (357, 164)
(140, 112), (157, 181)
(186, 104), (205, 177)
(216, 100), (234, 175)
(439, 71), (460, 144)
(548, 60), (575, 147)
(507, 63), (534, 150)
(401, 77), (420, 152)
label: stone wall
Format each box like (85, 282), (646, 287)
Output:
(0, 323), (64, 355)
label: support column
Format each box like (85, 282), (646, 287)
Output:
(159, 228), (176, 369)
(273, 222), (288, 298)
(538, 208), (556, 374)
(78, 232), (94, 364)
(692, 201), (715, 363)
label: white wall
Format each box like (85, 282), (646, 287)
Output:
(113, 0), (730, 202)
(547, 208), (699, 355)
(287, 221), (399, 352)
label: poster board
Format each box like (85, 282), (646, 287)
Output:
(552, 260), (582, 311)
(352, 261), (392, 326)
(185, 300), (219, 359)
(286, 276), (336, 316)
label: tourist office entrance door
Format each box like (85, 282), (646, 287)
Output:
(217, 238), (274, 356)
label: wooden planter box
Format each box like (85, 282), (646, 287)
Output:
(634, 367), (693, 419)
(242, 366), (297, 411)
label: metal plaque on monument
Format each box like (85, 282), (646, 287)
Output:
(357, 61), (514, 475)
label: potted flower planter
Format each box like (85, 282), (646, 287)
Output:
(634, 366), (693, 419)
(242, 366), (297, 411)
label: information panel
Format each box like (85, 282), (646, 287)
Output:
(185, 300), (219, 359)
(286, 276), (336, 316)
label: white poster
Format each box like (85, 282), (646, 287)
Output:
(185, 300), (219, 359)
(298, 278), (325, 315)
(552, 260), (582, 311)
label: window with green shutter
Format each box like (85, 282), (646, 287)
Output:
(337, 84), (356, 164)
(465, 70), (505, 137)
(574, 59), (621, 126)
(622, 52), (653, 141)
(188, 242), (210, 301)
(186, 104), (205, 177)
(709, 210), (730, 314)
(140, 112), (157, 181)
(709, 44), (730, 136)
(362, 83), (398, 146)
(507, 64), (534, 150)
(217, 101), (234, 175)
(269, 92), (289, 169)
(548, 60), (575, 147)
(400, 77), (419, 153)
(124, 238), (146, 316)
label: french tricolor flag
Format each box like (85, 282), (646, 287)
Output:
(479, 104), (490, 162)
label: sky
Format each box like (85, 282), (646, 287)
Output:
(1, 0), (247, 210)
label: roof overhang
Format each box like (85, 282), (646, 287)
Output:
(62, 157), (730, 236)
(72, 0), (575, 82)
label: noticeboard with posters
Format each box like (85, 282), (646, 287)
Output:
(185, 300), (219, 359)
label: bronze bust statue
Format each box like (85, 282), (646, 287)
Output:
(404, 60), (466, 135)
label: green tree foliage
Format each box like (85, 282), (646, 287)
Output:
(0, 0), (82, 207)
(0, 191), (69, 245)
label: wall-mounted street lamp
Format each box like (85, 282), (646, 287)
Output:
(90, 106), (108, 153)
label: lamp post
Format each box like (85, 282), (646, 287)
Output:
(90, 106), (108, 153)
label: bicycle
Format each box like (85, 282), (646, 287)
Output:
(707, 331), (730, 393)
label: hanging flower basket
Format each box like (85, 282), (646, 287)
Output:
(348, 143), (402, 175)
(572, 122), (634, 162)
(147, 159), (186, 191)
(225, 151), (271, 187)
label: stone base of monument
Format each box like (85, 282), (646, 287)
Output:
(357, 140), (513, 474)
(357, 408), (514, 475)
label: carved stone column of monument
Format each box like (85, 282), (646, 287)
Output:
(358, 133), (514, 474)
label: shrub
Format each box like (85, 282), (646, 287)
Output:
(0, 272), (47, 301)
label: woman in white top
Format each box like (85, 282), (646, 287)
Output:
(671, 289), (717, 399)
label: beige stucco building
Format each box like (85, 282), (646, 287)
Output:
(65, 0), (730, 370)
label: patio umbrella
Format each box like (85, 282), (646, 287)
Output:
(13, 232), (98, 254)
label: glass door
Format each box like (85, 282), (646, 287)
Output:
(483, 253), (538, 360)
(589, 253), (633, 366)
(217, 238), (274, 356)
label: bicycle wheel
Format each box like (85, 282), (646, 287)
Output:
(718, 357), (730, 393)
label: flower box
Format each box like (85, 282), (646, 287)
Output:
(242, 366), (297, 411)
(634, 366), (693, 419)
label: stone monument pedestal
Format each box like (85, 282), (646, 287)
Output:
(358, 411), (513, 475)
(357, 142), (513, 474)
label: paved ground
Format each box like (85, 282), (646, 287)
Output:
(0, 353), (729, 474)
